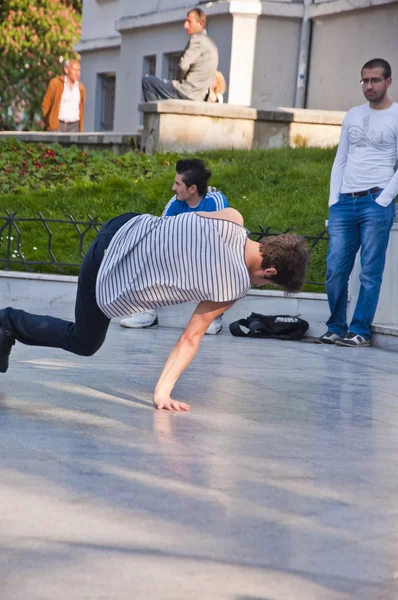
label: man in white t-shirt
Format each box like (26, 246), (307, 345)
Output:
(317, 58), (398, 347)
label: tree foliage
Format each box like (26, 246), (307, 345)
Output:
(66, 1), (82, 10)
(0, 0), (82, 131)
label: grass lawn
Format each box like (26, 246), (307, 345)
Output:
(0, 141), (336, 288)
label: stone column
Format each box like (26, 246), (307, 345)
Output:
(228, 11), (259, 106)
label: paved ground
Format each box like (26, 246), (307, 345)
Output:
(1, 321), (398, 600)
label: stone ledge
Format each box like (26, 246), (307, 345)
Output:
(0, 131), (140, 155)
(310, 0), (395, 18)
(0, 270), (78, 284)
(0, 269), (325, 300)
(139, 100), (345, 125)
(372, 323), (398, 336)
(140, 102), (343, 152)
(75, 35), (121, 53)
(247, 288), (327, 301)
(116, 2), (302, 33)
(0, 270), (330, 337)
(0, 132), (136, 144)
(371, 323), (398, 352)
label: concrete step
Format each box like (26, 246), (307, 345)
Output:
(372, 323), (398, 352)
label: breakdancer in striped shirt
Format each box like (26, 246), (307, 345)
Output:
(0, 209), (309, 411)
(119, 157), (229, 333)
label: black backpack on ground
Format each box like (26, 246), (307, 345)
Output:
(229, 313), (309, 341)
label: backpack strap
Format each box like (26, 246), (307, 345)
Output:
(229, 318), (252, 337)
(229, 315), (271, 338)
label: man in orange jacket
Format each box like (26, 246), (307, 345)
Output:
(42, 59), (86, 132)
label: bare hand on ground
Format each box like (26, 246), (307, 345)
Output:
(153, 396), (191, 411)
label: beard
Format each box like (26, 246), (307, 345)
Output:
(364, 87), (387, 104)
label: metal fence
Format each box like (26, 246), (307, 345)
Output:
(0, 212), (328, 287)
(0, 212), (102, 271)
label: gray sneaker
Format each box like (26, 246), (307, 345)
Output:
(119, 309), (158, 329)
(335, 333), (371, 347)
(314, 331), (344, 345)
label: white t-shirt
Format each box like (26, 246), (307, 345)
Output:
(58, 77), (80, 123)
(329, 102), (398, 207)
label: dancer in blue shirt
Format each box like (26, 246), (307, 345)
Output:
(163, 188), (228, 216)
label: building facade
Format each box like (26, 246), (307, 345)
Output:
(76, 0), (398, 133)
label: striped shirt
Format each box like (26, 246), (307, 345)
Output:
(96, 213), (250, 318)
(162, 190), (228, 216)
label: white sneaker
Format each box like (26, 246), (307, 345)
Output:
(119, 309), (158, 329)
(205, 315), (223, 335)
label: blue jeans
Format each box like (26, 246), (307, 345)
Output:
(0, 213), (139, 356)
(326, 191), (395, 338)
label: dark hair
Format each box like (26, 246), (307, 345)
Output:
(187, 8), (206, 28)
(361, 58), (392, 79)
(176, 158), (211, 197)
(259, 234), (310, 293)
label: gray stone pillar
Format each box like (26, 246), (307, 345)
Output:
(228, 13), (259, 106)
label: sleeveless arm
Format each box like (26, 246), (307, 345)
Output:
(196, 207), (243, 225)
(153, 300), (235, 411)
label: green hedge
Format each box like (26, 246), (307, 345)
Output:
(0, 138), (335, 288)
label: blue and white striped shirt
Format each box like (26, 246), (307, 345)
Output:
(96, 213), (250, 318)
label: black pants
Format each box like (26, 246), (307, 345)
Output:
(142, 75), (189, 101)
(0, 213), (140, 356)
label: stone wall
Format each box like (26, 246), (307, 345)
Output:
(140, 101), (345, 154)
(0, 103), (344, 154)
(0, 271), (330, 338)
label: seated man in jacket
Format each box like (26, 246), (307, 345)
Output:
(142, 8), (218, 103)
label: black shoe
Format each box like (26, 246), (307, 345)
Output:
(335, 332), (371, 347)
(314, 331), (344, 345)
(0, 327), (15, 373)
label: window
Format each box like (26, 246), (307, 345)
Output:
(98, 73), (116, 131)
(164, 52), (183, 81)
(143, 55), (156, 77)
